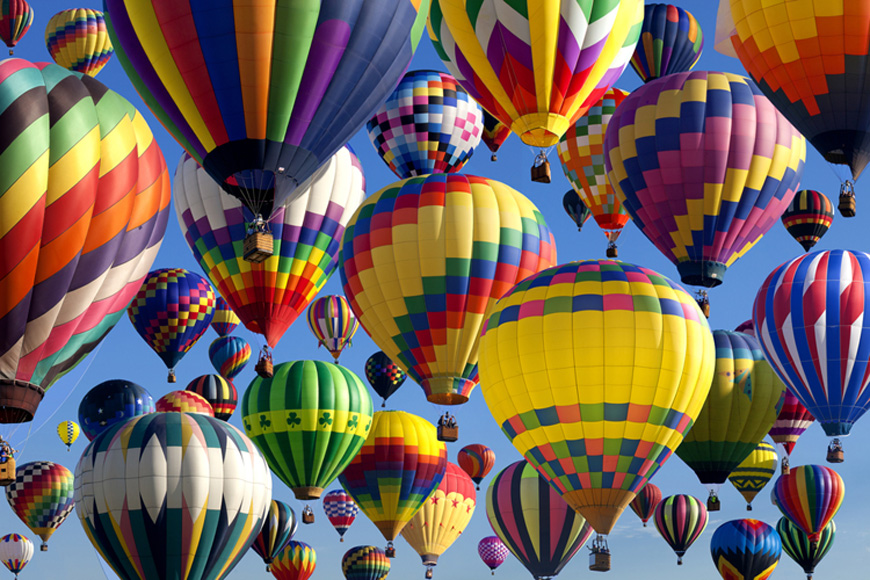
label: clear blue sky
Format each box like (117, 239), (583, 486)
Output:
(5, 1), (869, 579)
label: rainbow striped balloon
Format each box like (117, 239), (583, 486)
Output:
(307, 295), (359, 362)
(457, 444), (495, 490)
(208, 336), (251, 381)
(186, 374), (238, 421)
(710, 519), (781, 580)
(210, 296), (240, 337)
(653, 494), (707, 565)
(774, 465), (843, 544)
(0, 533), (32, 576)
(44, 8), (114, 76)
(271, 541), (315, 580)
(629, 482), (662, 527)
(5, 461), (75, 550)
(0, 0), (33, 53)
(342, 546), (390, 580)
(156, 390), (215, 416)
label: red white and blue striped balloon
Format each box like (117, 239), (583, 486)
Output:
(753, 250), (870, 439)
(323, 489), (359, 542)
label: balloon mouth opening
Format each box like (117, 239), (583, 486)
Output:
(0, 380), (45, 423)
(821, 422), (853, 437)
(677, 261), (726, 288)
(293, 486), (323, 500)
(422, 377), (475, 405)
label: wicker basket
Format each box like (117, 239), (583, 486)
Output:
(707, 496), (721, 511)
(589, 551), (611, 572)
(0, 458), (15, 486)
(606, 246), (618, 258)
(839, 193), (856, 217)
(438, 425), (458, 442)
(244, 232), (274, 263)
(302, 510), (315, 525)
(531, 160), (551, 183)
(827, 448), (844, 463)
(256, 357), (274, 378)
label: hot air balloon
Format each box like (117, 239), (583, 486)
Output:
(56, 421), (80, 451)
(401, 462), (476, 578)
(0, 61), (170, 423)
(211, 296), (240, 337)
(74, 412), (272, 580)
(174, 146), (366, 353)
(781, 191), (834, 252)
(653, 494), (708, 565)
(774, 465), (843, 546)
(6, 462), (74, 551)
(77, 379), (155, 441)
(777, 517), (835, 580)
(242, 360), (374, 501)
(769, 391), (815, 474)
(44, 8), (114, 77)
(366, 70), (483, 179)
(727, 0), (870, 215)
(557, 88), (631, 256)
(155, 390), (215, 416)
(106, 0), (429, 222)
(0, 534), (32, 579)
(629, 4), (703, 83)
(339, 411), (447, 558)
(729, 442), (777, 511)
(629, 482), (662, 528)
(605, 71), (806, 290)
(478, 536), (509, 576)
(342, 546), (390, 580)
(710, 519), (782, 580)
(208, 336), (251, 381)
(481, 111), (510, 162)
(675, 330), (784, 509)
(478, 261), (715, 544)
(340, 174), (557, 406)
(486, 460), (592, 580)
(271, 541), (316, 580)
(734, 319), (755, 337)
(252, 500), (298, 572)
(457, 444), (495, 491)
(127, 268), (217, 382)
(323, 489), (359, 542)
(186, 374), (238, 421)
(428, 0), (644, 177)
(0, 0), (32, 54)
(364, 352), (407, 408)
(562, 191), (592, 232)
(307, 295), (360, 362)
(754, 250), (870, 461)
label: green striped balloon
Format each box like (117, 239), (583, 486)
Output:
(776, 517), (835, 578)
(242, 360), (374, 500)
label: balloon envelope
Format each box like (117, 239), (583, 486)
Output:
(185, 374), (238, 421)
(0, 534), (32, 577)
(630, 3), (703, 82)
(629, 482), (662, 527)
(457, 444), (495, 489)
(271, 541), (316, 580)
(57, 420), (80, 450)
(0, 0), (33, 50)
(781, 190), (834, 252)
(252, 500), (298, 570)
(323, 489), (359, 541)
(653, 494), (708, 564)
(306, 295), (359, 362)
(210, 296), (240, 337)
(6, 461), (75, 550)
(728, 442), (777, 508)
(768, 391), (814, 457)
(208, 336), (251, 381)
(77, 379), (155, 441)
(777, 517), (835, 577)
(341, 546), (390, 580)
(45, 8), (114, 76)
(773, 465), (843, 544)
(364, 352), (407, 407)
(710, 519), (781, 580)
(477, 536), (509, 573)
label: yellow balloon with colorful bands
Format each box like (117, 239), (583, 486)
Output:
(45, 8), (114, 77)
(729, 441), (778, 510)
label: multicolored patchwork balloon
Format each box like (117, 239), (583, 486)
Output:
(6, 462), (75, 551)
(486, 460), (592, 579)
(271, 541), (316, 580)
(605, 71), (806, 288)
(56, 421), (80, 451)
(629, 4), (703, 83)
(208, 336), (251, 381)
(210, 296), (240, 337)
(339, 411), (447, 555)
(781, 190), (834, 252)
(106, 0), (431, 218)
(366, 70), (483, 179)
(478, 260), (715, 535)
(0, 0), (32, 54)
(0, 61), (170, 423)
(74, 412), (272, 580)
(364, 352), (407, 408)
(155, 390), (214, 416)
(323, 489), (359, 542)
(185, 374), (238, 421)
(457, 444), (495, 491)
(477, 536), (509, 575)
(44, 8), (114, 76)
(710, 519), (781, 580)
(481, 110), (510, 161)
(340, 174), (557, 406)
(174, 146), (366, 349)
(341, 546), (390, 580)
(0, 534), (32, 578)
(307, 295), (360, 362)
(557, 88), (632, 251)
(774, 465), (844, 545)
(77, 379), (155, 441)
(242, 360), (374, 500)
(777, 517), (835, 579)
(629, 482), (662, 527)
(428, 0), (644, 147)
(127, 268), (216, 381)
(653, 494), (708, 565)
(729, 442), (777, 510)
(251, 500), (297, 572)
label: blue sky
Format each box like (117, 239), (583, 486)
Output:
(5, 1), (870, 579)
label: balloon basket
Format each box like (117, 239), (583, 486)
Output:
(491, 153), (497, 162)
(167, 369), (176, 383)
(606, 246), (617, 258)
(781, 456), (790, 475)
(255, 357), (274, 378)
(40, 543), (47, 552)
(437, 425), (458, 442)
(0, 458), (15, 486)
(302, 510), (315, 525)
(426, 568), (433, 579)
(826, 448), (844, 463)
(838, 192), (856, 217)
(589, 551), (610, 572)
(385, 545), (396, 558)
(243, 232), (274, 263)
(531, 160), (551, 183)
(707, 496), (720, 511)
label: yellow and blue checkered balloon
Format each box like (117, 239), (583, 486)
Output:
(56, 421), (79, 451)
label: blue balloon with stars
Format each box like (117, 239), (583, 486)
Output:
(77, 379), (155, 441)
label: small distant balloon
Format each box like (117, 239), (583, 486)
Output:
(56, 421), (80, 451)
